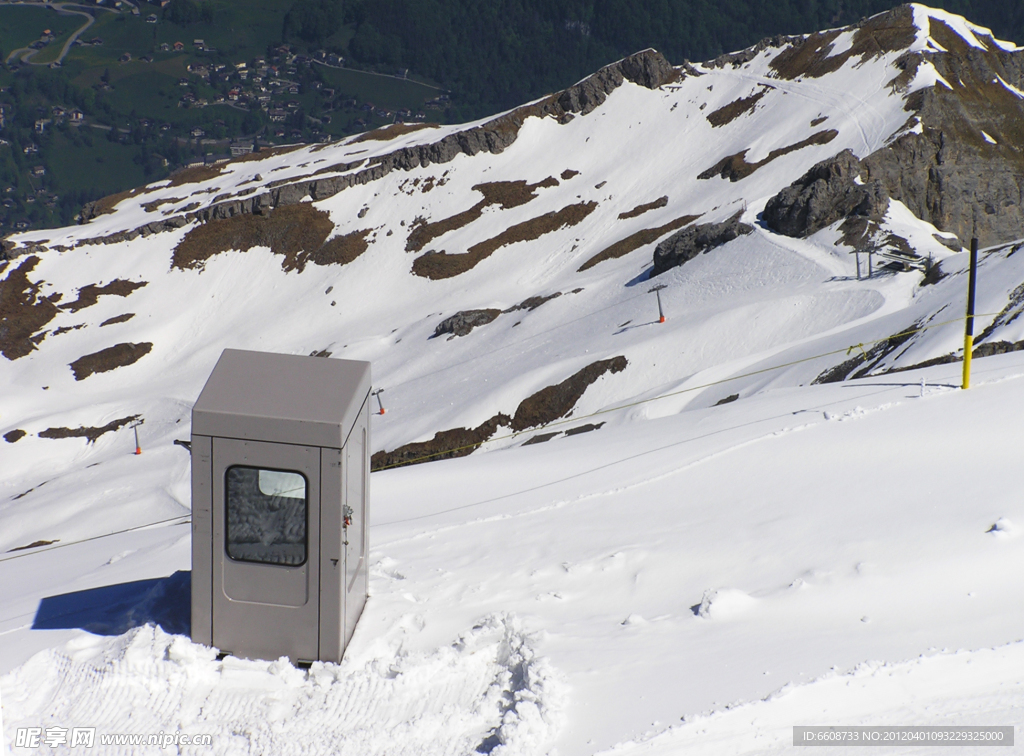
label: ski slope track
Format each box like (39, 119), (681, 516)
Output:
(2, 4), (1024, 754)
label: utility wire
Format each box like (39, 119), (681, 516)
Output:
(373, 313), (999, 471)
(2, 311), (1003, 554)
(0, 515), (191, 563)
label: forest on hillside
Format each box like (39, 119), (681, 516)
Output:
(328, 0), (1024, 118)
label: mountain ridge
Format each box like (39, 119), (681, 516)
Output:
(3, 2), (1024, 492)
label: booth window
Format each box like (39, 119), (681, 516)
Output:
(225, 466), (308, 566)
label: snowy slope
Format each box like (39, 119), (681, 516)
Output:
(3, 4), (1024, 754)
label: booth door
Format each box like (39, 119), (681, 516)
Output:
(211, 437), (321, 662)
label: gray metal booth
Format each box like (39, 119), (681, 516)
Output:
(190, 349), (370, 664)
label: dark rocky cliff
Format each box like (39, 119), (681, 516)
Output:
(764, 7), (1024, 247)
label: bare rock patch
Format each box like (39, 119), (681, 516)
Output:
(173, 204), (371, 272)
(100, 313), (136, 327)
(371, 357), (627, 469)
(618, 196), (669, 220)
(706, 87), (769, 127)
(0, 256), (62, 360)
(412, 201), (598, 280)
(405, 178), (559, 253)
(39, 414), (140, 443)
(61, 280), (148, 313)
(69, 343), (152, 381)
(698, 130), (838, 182)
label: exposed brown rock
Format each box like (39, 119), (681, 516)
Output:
(52, 324), (85, 336)
(564, 422), (605, 436)
(61, 279), (148, 313)
(352, 123), (440, 143)
(706, 88), (769, 127)
(173, 204), (371, 272)
(769, 6), (917, 80)
(233, 144), (307, 162)
(69, 343), (153, 380)
(164, 164), (225, 188)
(371, 414), (512, 471)
(618, 196), (669, 220)
(510, 356), (627, 431)
(3, 429), (26, 443)
(698, 130), (839, 181)
(405, 178), (558, 253)
(100, 313), (136, 327)
(504, 292), (563, 312)
(0, 256), (62, 360)
(579, 214), (700, 272)
(371, 356), (627, 469)
(412, 201), (598, 280)
(80, 188), (145, 220)
(7, 539), (59, 552)
(38, 414), (140, 443)
(141, 197), (186, 213)
(522, 431), (560, 446)
(312, 229), (373, 267)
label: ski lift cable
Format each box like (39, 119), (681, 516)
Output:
(0, 515), (191, 563)
(1, 312), (999, 556)
(372, 313), (993, 471)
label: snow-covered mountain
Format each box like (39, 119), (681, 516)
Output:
(3, 5), (1024, 754)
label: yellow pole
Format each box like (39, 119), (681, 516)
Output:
(962, 238), (978, 390)
(962, 334), (973, 389)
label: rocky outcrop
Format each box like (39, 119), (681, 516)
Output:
(859, 18), (1024, 248)
(763, 150), (890, 238)
(433, 309), (502, 338)
(862, 87), (1024, 247)
(651, 215), (753, 276)
(718, 9), (1024, 249)
(510, 356), (627, 431)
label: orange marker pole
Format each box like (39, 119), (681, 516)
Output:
(133, 423), (142, 455)
(656, 289), (665, 323)
(373, 389), (386, 415)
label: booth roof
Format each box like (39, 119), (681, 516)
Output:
(192, 349), (371, 448)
